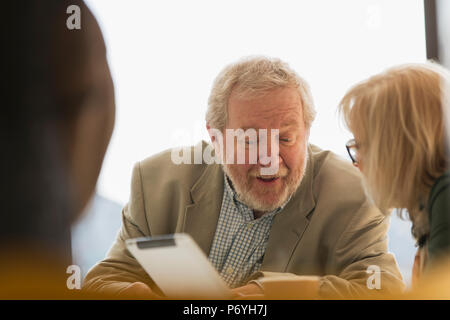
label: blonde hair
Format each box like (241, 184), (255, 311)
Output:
(338, 62), (450, 222)
(206, 56), (316, 131)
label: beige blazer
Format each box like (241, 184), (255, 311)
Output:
(83, 141), (404, 298)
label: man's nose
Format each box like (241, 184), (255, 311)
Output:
(258, 154), (282, 167)
(257, 140), (282, 168)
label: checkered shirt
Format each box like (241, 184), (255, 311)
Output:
(207, 173), (289, 288)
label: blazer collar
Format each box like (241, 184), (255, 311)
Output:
(183, 141), (224, 255)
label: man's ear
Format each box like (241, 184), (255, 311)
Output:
(206, 123), (226, 163)
(206, 123), (216, 143)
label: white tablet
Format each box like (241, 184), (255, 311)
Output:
(125, 233), (232, 299)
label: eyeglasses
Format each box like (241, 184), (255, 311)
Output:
(345, 139), (359, 164)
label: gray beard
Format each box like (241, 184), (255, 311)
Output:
(222, 160), (306, 213)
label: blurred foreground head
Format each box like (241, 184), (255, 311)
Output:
(1, 0), (115, 295)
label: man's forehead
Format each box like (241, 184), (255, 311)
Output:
(226, 87), (304, 129)
(239, 118), (301, 129)
(233, 105), (303, 128)
(228, 94), (302, 116)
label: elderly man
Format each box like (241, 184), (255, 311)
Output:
(83, 56), (404, 298)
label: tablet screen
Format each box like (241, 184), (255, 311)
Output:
(126, 233), (232, 299)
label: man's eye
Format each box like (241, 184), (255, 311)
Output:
(280, 138), (290, 142)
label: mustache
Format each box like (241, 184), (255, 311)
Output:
(248, 166), (289, 178)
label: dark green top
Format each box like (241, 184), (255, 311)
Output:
(426, 171), (450, 266)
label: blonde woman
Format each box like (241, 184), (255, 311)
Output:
(338, 63), (450, 285)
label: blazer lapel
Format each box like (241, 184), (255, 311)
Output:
(183, 161), (224, 255)
(262, 145), (316, 272)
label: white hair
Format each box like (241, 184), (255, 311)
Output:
(206, 56), (316, 131)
